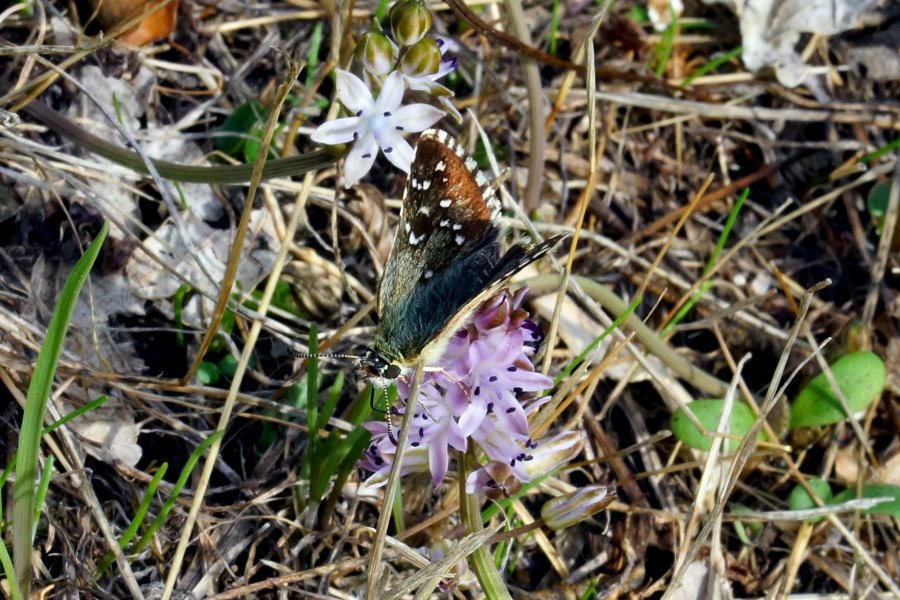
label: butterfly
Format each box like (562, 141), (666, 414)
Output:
(360, 129), (570, 384)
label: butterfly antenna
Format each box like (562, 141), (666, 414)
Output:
(293, 351), (362, 360)
(368, 384), (400, 446)
(385, 393), (400, 446)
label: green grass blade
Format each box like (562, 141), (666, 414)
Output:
(681, 46), (742, 87)
(42, 395), (110, 435)
(0, 538), (21, 600)
(304, 21), (324, 89)
(32, 456), (54, 538)
(553, 295), (643, 387)
(0, 396), (109, 523)
(860, 136), (900, 165)
(129, 432), (224, 557)
(12, 220), (108, 595)
(548, 0), (560, 56)
(94, 463), (168, 577)
(663, 188), (748, 332)
(653, 10), (678, 77)
(306, 325), (320, 455)
(324, 429), (372, 507)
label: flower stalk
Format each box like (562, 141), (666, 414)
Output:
(459, 448), (513, 600)
(365, 359), (427, 599)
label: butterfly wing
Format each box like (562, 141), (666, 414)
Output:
(371, 128), (569, 367)
(414, 232), (571, 365)
(376, 129), (502, 317)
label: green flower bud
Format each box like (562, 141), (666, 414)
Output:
(389, 0), (432, 46)
(399, 37), (441, 77)
(355, 31), (395, 76)
(541, 485), (615, 531)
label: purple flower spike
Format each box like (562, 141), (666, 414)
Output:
(360, 289), (577, 495)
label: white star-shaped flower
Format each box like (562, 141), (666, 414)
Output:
(311, 69), (445, 187)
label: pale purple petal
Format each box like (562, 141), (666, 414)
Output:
(377, 129), (415, 173)
(442, 383), (469, 413)
(390, 103), (445, 133)
(506, 369), (553, 391)
(457, 402), (487, 436)
(343, 132), (378, 187)
(335, 69), (375, 115)
(310, 116), (362, 145)
(436, 57), (457, 78)
(375, 71), (405, 113)
(428, 426), (450, 487)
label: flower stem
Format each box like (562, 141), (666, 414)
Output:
(459, 449), (513, 600)
(366, 359), (427, 599)
(22, 101), (338, 183)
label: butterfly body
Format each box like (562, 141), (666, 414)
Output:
(361, 129), (569, 381)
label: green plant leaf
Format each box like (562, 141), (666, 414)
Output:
(217, 101), (267, 157)
(671, 399), (765, 452)
(866, 182), (891, 218)
(196, 361), (220, 385)
(217, 354), (238, 378)
(832, 484), (900, 517)
(12, 221), (108, 596)
(730, 503), (762, 544)
(789, 351), (886, 429)
(788, 478), (832, 522)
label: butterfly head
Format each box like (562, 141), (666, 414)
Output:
(359, 347), (403, 387)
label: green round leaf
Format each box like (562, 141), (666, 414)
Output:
(217, 354), (238, 378)
(671, 399), (766, 452)
(196, 361), (220, 385)
(832, 484), (900, 518)
(789, 351), (886, 429)
(788, 478), (832, 522)
(866, 182), (891, 218)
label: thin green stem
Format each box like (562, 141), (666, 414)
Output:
(22, 102), (337, 184)
(459, 449), (513, 599)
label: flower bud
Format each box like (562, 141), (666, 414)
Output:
(389, 0), (432, 46)
(522, 431), (585, 480)
(541, 485), (616, 530)
(399, 37), (441, 77)
(355, 31), (395, 76)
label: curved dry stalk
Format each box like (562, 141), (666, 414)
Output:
(503, 0), (545, 214)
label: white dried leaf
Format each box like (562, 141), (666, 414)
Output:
(59, 398), (143, 467)
(704, 0), (881, 86)
(76, 419), (142, 466)
(667, 561), (710, 600)
(126, 207), (277, 303)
